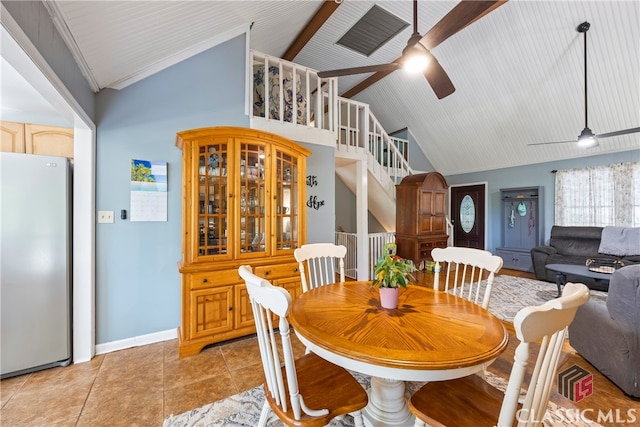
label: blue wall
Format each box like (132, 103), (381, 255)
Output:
(301, 143), (337, 243)
(445, 149), (640, 253)
(94, 35), (249, 343)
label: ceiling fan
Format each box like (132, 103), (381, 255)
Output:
(529, 21), (640, 147)
(317, 1), (508, 99)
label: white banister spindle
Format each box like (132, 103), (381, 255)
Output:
(335, 231), (395, 280)
(304, 70), (311, 126)
(278, 62), (284, 123)
(263, 55), (269, 119)
(291, 67), (297, 124)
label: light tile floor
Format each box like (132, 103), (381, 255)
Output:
(0, 335), (303, 427)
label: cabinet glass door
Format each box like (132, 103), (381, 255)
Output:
(239, 143), (266, 255)
(275, 150), (299, 251)
(198, 143), (228, 257)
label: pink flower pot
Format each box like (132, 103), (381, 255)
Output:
(379, 287), (399, 309)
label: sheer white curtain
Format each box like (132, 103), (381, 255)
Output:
(555, 161), (640, 227)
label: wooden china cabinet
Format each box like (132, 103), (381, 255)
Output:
(395, 172), (449, 266)
(176, 127), (310, 357)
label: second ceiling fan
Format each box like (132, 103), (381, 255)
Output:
(528, 21), (640, 147)
(317, 0), (508, 99)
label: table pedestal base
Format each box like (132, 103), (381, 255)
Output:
(362, 377), (415, 427)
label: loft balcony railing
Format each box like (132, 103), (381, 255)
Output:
(249, 50), (338, 137)
(249, 51), (412, 188)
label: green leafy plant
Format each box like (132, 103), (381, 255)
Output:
(371, 242), (417, 289)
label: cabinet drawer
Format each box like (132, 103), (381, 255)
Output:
(418, 239), (448, 258)
(419, 241), (435, 250)
(253, 262), (299, 280)
(190, 269), (242, 290)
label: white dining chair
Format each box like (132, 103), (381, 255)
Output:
(408, 281), (590, 427)
(238, 265), (368, 427)
(294, 243), (347, 293)
(432, 246), (504, 309)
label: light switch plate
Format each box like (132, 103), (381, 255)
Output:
(98, 211), (114, 223)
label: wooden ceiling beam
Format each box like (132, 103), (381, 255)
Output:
(282, 0), (342, 61)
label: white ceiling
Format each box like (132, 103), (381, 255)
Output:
(3, 1), (639, 175)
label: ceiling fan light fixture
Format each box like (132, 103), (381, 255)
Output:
(402, 35), (430, 74)
(403, 51), (429, 74)
(577, 127), (598, 147)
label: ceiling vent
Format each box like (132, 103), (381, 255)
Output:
(337, 5), (409, 57)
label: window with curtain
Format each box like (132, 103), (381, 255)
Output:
(555, 161), (640, 227)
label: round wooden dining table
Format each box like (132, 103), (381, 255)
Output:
(289, 281), (509, 427)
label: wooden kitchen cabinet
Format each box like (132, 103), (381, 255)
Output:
(176, 127), (310, 357)
(395, 172), (449, 266)
(0, 121), (73, 160)
(25, 124), (74, 158)
(1, 121), (26, 153)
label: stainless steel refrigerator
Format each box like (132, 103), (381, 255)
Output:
(1, 152), (72, 378)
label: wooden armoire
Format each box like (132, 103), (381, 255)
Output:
(395, 172), (449, 266)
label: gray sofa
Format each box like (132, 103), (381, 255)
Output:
(568, 265), (640, 398)
(531, 226), (640, 291)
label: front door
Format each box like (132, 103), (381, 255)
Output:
(451, 184), (486, 249)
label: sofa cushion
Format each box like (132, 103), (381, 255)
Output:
(550, 226), (603, 257)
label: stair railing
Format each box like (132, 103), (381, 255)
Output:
(335, 96), (412, 185)
(336, 231), (396, 279)
(368, 113), (412, 186)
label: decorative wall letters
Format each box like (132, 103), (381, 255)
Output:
(306, 175), (325, 210)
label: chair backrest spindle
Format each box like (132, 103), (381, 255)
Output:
(294, 243), (347, 292)
(432, 246), (503, 309)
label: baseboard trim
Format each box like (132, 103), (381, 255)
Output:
(95, 328), (178, 355)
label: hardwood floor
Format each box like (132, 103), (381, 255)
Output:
(1, 269), (637, 426)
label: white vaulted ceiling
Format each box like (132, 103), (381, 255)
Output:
(3, 1), (638, 175)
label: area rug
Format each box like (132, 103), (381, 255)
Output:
(486, 275), (607, 321)
(164, 370), (601, 427)
(164, 275), (608, 427)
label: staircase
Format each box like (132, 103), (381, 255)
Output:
(248, 50), (412, 231)
(334, 96), (412, 230)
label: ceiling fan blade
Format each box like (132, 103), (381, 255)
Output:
(596, 127), (640, 139)
(317, 63), (400, 78)
(422, 49), (455, 99)
(420, 1), (508, 50)
(527, 140), (577, 146)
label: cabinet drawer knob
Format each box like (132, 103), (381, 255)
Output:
(229, 307), (233, 311)
(294, 268), (298, 273)
(264, 271), (270, 276)
(202, 278), (208, 283)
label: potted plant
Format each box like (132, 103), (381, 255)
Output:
(371, 242), (417, 309)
